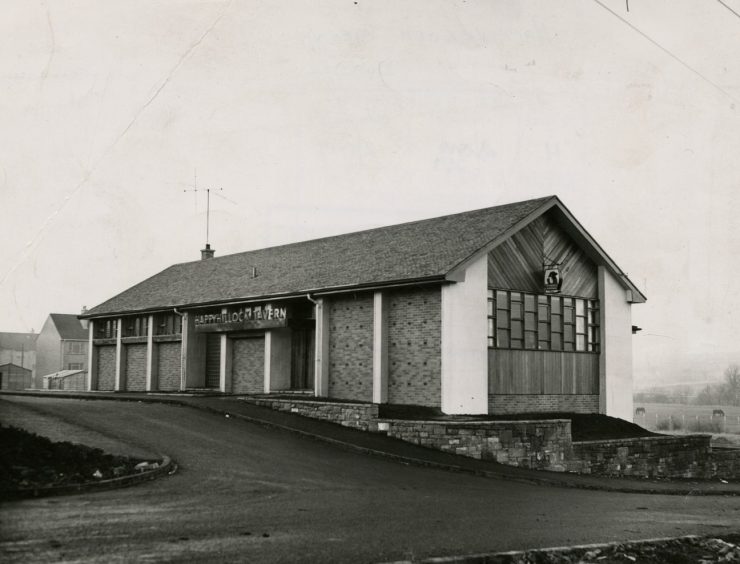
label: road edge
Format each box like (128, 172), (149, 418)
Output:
(2, 390), (738, 496)
(377, 533), (740, 563)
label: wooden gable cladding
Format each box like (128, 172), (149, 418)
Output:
(489, 349), (599, 394)
(488, 213), (598, 299)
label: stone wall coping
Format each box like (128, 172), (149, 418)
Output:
(377, 418), (571, 426)
(574, 434), (711, 446)
(152, 335), (182, 343)
(249, 397), (376, 409)
(122, 336), (148, 344)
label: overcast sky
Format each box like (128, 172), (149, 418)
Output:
(2, 0), (739, 385)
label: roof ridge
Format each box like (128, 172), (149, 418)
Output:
(171, 195), (556, 266)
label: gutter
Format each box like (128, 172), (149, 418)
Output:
(79, 275), (448, 320)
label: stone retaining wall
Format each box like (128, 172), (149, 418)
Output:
(244, 398), (379, 431)
(567, 435), (737, 479)
(242, 397), (740, 479)
(710, 448), (740, 480)
(379, 418), (572, 471)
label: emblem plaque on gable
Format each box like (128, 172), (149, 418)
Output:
(544, 265), (562, 294)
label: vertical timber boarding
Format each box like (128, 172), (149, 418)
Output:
(205, 334), (221, 388)
(487, 212), (600, 412)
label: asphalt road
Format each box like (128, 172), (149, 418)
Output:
(1, 396), (739, 563)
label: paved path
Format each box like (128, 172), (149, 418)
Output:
(1, 396), (739, 563)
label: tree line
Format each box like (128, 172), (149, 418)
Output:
(635, 364), (740, 406)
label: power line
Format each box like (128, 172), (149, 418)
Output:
(716, 0), (740, 20)
(590, 0), (739, 106)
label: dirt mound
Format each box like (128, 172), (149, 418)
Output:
(0, 424), (146, 493)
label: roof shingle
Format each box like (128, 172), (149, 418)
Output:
(85, 197), (553, 317)
(50, 314), (88, 340)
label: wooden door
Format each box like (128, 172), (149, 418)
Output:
(205, 334), (221, 388)
(291, 326), (315, 390)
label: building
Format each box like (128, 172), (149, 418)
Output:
(0, 332), (36, 379)
(42, 369), (87, 391)
(35, 314), (89, 388)
(0, 363), (32, 390)
(80, 196), (645, 419)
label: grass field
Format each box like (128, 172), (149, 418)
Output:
(633, 402), (740, 434)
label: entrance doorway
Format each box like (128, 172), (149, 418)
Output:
(291, 325), (315, 390)
(205, 334), (221, 388)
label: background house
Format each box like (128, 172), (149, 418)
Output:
(0, 332), (37, 380)
(0, 362), (32, 390)
(35, 313), (89, 388)
(42, 369), (87, 391)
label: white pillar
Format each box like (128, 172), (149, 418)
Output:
(441, 253), (489, 414)
(219, 333), (232, 393)
(87, 320), (98, 391)
(372, 291), (389, 404)
(264, 331), (272, 393)
(114, 318), (126, 391)
(180, 312), (189, 391)
(314, 298), (330, 397)
(145, 314), (158, 391)
(599, 266), (634, 420)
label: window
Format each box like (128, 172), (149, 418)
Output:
(68, 362), (83, 370)
(67, 342), (86, 354)
(96, 319), (118, 339)
(122, 316), (149, 338)
(488, 289), (600, 353)
(155, 312), (182, 336)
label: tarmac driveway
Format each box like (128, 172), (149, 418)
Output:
(1, 396), (739, 563)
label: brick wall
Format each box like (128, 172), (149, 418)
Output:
(61, 372), (87, 391)
(232, 337), (264, 394)
(381, 418), (572, 471)
(125, 344), (147, 391)
(388, 287), (441, 406)
(328, 294), (373, 402)
(245, 397), (379, 431)
(96, 345), (116, 391)
(157, 342), (181, 391)
(490, 394), (599, 414)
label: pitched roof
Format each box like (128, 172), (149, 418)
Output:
(49, 314), (88, 340)
(0, 362), (32, 372)
(42, 369), (86, 379)
(0, 332), (37, 351)
(84, 196), (645, 318)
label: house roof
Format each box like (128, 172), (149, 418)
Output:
(42, 369), (86, 379)
(83, 196), (645, 318)
(0, 362), (32, 373)
(49, 314), (88, 340)
(0, 332), (37, 351)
